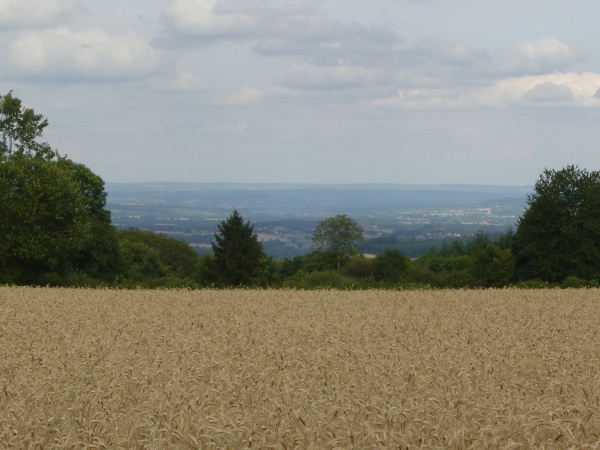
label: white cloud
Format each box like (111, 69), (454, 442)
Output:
(473, 72), (600, 107)
(148, 72), (208, 93)
(171, 72), (207, 91)
(220, 86), (265, 105)
(497, 37), (583, 75)
(404, 36), (489, 67)
(373, 72), (600, 109)
(254, 24), (398, 67)
(0, 0), (77, 30)
(8, 27), (161, 81)
(161, 0), (255, 37)
(276, 63), (383, 90)
(523, 82), (574, 103)
(161, 0), (399, 66)
(373, 87), (463, 109)
(388, 37), (583, 90)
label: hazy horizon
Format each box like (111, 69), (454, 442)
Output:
(2, 0), (599, 186)
(105, 180), (533, 189)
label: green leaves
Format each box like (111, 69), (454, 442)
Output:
(0, 92), (118, 284)
(117, 228), (199, 280)
(0, 91), (54, 159)
(0, 157), (88, 282)
(514, 165), (600, 283)
(312, 214), (364, 270)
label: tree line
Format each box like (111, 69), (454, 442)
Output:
(2, 91), (600, 289)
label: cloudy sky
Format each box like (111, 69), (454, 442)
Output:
(1, 0), (599, 185)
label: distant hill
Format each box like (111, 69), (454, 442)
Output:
(105, 182), (531, 220)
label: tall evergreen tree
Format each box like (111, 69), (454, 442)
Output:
(209, 210), (268, 286)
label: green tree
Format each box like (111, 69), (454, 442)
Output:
(513, 165), (600, 282)
(312, 214), (364, 270)
(373, 249), (409, 284)
(0, 92), (118, 284)
(437, 239), (466, 257)
(118, 240), (167, 281)
(341, 255), (375, 280)
(0, 91), (55, 159)
(59, 159), (119, 279)
(117, 228), (199, 279)
(0, 157), (89, 283)
(279, 251), (339, 280)
(209, 210), (270, 287)
(472, 244), (514, 287)
(465, 230), (491, 255)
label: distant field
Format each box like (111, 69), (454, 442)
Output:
(1, 287), (599, 448)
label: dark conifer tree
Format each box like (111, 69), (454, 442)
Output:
(210, 210), (268, 286)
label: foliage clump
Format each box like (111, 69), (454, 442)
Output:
(0, 91), (119, 284)
(312, 214), (364, 270)
(513, 165), (600, 283)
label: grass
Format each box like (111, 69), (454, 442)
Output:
(1, 287), (600, 448)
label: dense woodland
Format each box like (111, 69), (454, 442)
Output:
(2, 92), (600, 289)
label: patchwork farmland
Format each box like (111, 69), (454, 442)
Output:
(1, 287), (600, 448)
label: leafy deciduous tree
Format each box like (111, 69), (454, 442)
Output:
(0, 157), (88, 282)
(59, 159), (119, 279)
(513, 165), (600, 282)
(117, 228), (199, 279)
(341, 255), (375, 280)
(312, 214), (364, 270)
(118, 240), (167, 281)
(472, 244), (514, 287)
(0, 91), (55, 159)
(0, 91), (118, 284)
(373, 249), (409, 283)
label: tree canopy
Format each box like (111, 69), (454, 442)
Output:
(0, 157), (88, 282)
(0, 91), (54, 159)
(117, 228), (199, 280)
(0, 91), (118, 284)
(312, 214), (364, 270)
(513, 165), (600, 282)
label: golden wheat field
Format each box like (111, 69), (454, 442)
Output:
(2, 287), (600, 449)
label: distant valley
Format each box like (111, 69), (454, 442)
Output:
(105, 182), (531, 258)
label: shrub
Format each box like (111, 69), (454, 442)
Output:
(514, 279), (551, 289)
(282, 270), (367, 290)
(561, 276), (599, 288)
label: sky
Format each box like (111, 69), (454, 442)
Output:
(1, 0), (600, 185)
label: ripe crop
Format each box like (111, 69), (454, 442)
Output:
(1, 287), (600, 448)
